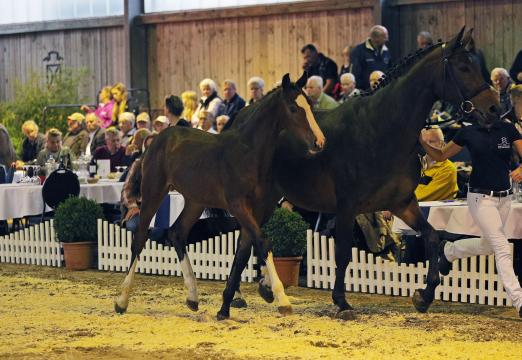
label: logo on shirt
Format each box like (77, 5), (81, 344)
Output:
(497, 137), (510, 149)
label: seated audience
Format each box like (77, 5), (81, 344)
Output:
(153, 116), (169, 133)
(136, 112), (151, 130)
(416, 31), (433, 49)
(36, 128), (75, 167)
(125, 128), (151, 159)
(93, 127), (131, 172)
(301, 44), (338, 95)
(63, 112), (89, 157)
(415, 127), (458, 201)
(338, 73), (360, 103)
(18, 120), (45, 163)
(191, 79), (223, 127)
(216, 115), (229, 134)
(305, 76), (339, 111)
(351, 25), (391, 91)
(510, 50), (522, 84)
(81, 86), (114, 128)
(165, 95), (190, 127)
(222, 79), (246, 118)
(369, 70), (385, 90)
(197, 111), (216, 133)
(111, 82), (128, 125)
(339, 46), (353, 77)
(181, 91), (198, 122)
(85, 113), (106, 156)
(247, 77), (265, 105)
(491, 67), (513, 114)
(118, 112), (136, 147)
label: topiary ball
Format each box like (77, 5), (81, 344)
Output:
(262, 208), (309, 258)
(54, 197), (104, 243)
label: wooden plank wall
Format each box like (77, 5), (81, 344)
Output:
(0, 26), (126, 103)
(395, 0), (522, 72)
(147, 7), (374, 108)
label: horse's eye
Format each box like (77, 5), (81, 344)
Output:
(458, 65), (470, 73)
(289, 105), (298, 113)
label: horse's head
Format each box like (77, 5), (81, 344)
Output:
(277, 73), (326, 155)
(433, 26), (501, 128)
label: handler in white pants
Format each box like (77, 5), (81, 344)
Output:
(419, 118), (522, 316)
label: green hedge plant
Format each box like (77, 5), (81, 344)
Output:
(262, 208), (309, 257)
(54, 197), (104, 243)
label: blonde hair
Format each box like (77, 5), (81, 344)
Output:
(99, 86), (112, 102)
(105, 126), (120, 138)
(111, 82), (128, 121)
(181, 91), (198, 120)
(46, 128), (62, 139)
(132, 128), (151, 147)
(510, 84), (522, 98)
(22, 120), (39, 135)
(136, 112), (150, 123)
(199, 78), (217, 93)
(118, 112), (135, 127)
(86, 113), (100, 123)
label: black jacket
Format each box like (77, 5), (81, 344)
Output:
(222, 94), (246, 118)
(350, 39), (391, 91)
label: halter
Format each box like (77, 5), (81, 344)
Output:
(425, 42), (491, 128)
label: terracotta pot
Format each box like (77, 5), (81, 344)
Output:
(273, 256), (303, 287)
(62, 241), (96, 270)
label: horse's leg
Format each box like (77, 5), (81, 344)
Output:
(394, 198), (440, 313)
(169, 201), (204, 312)
(114, 186), (168, 314)
(331, 206), (356, 320)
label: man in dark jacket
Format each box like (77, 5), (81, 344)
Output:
(18, 120), (45, 163)
(86, 113), (106, 156)
(222, 80), (245, 118)
(350, 25), (391, 91)
(301, 44), (338, 95)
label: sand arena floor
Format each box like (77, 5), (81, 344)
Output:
(0, 263), (521, 359)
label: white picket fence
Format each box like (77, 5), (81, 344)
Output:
(307, 230), (513, 306)
(0, 220), (63, 267)
(97, 220), (258, 282)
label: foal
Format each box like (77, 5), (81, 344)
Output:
(114, 74), (325, 319)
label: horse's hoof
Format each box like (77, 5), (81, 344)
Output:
(230, 297), (248, 308)
(114, 302), (127, 314)
(278, 305), (293, 316)
(335, 309), (356, 321)
(258, 282), (274, 303)
(186, 299), (199, 312)
(412, 289), (432, 313)
(216, 310), (229, 321)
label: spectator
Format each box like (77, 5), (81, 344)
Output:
(165, 95), (190, 127)
(63, 112), (89, 157)
(415, 127), (458, 201)
(81, 86), (114, 128)
(118, 112), (136, 147)
(305, 76), (339, 111)
(17, 120), (45, 163)
(93, 126), (131, 172)
(216, 115), (229, 134)
(0, 124), (16, 170)
(85, 113), (106, 156)
(369, 70), (385, 90)
(36, 128), (75, 167)
(111, 82), (128, 125)
(301, 44), (338, 95)
(136, 112), (151, 130)
(153, 116), (169, 133)
(197, 111), (216, 133)
(510, 50), (522, 84)
(247, 76), (265, 105)
(191, 79), (223, 127)
(125, 128), (151, 158)
(339, 46), (353, 77)
(491, 68), (513, 115)
(222, 79), (246, 118)
(416, 31), (433, 49)
(181, 91), (198, 122)
(338, 73), (360, 103)
(351, 25), (391, 91)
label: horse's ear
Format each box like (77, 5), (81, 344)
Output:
(282, 73), (291, 90)
(461, 28), (474, 48)
(450, 26), (466, 50)
(296, 71), (308, 88)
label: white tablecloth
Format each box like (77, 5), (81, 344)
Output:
(0, 181), (123, 220)
(393, 200), (522, 239)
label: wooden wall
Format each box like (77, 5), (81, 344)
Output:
(393, 0), (522, 72)
(146, 5), (375, 108)
(0, 25), (126, 103)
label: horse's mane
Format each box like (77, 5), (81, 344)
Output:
(357, 41), (444, 97)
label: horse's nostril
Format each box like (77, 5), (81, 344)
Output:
(489, 105), (500, 115)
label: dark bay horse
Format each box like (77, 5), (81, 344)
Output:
(114, 74), (325, 319)
(232, 28), (501, 319)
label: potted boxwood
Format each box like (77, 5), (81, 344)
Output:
(262, 208), (308, 287)
(54, 197), (104, 270)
